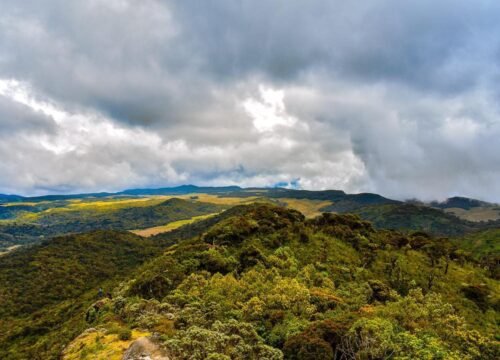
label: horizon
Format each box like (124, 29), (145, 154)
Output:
(1, 183), (497, 204)
(2, 1), (500, 201)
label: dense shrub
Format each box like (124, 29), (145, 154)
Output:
(117, 328), (132, 341)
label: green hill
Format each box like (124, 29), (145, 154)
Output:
(1, 204), (497, 359)
(34, 198), (223, 232)
(0, 230), (164, 359)
(351, 203), (480, 236)
(431, 196), (494, 210)
(0, 198), (223, 251)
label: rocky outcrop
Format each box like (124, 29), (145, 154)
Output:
(123, 337), (170, 360)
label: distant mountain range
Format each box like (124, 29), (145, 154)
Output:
(1, 185), (497, 209)
(0, 185), (242, 202)
(2, 186), (500, 249)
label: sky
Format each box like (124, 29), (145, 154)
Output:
(1, 0), (500, 201)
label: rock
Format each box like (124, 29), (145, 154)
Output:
(82, 327), (97, 334)
(123, 337), (170, 360)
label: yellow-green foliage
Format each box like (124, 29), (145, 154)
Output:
(0, 198), (224, 251)
(100, 204), (497, 359)
(130, 212), (220, 237)
(62, 328), (149, 360)
(273, 198), (333, 218)
(2, 203), (499, 359)
(0, 231), (163, 359)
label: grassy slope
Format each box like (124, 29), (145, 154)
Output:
(130, 212), (220, 237)
(444, 206), (500, 222)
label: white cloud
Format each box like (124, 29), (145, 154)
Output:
(243, 86), (298, 133)
(1, 1), (500, 201)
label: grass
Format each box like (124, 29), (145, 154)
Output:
(180, 193), (261, 205)
(1, 197), (173, 223)
(444, 207), (500, 222)
(10, 194), (257, 222)
(2, 202), (40, 207)
(130, 212), (220, 237)
(275, 198), (332, 218)
(0, 245), (21, 256)
(62, 328), (149, 360)
(66, 197), (172, 209)
(1, 193), (319, 226)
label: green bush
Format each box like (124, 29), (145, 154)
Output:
(117, 328), (132, 341)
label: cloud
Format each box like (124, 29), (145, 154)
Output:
(0, 0), (499, 201)
(243, 86), (298, 133)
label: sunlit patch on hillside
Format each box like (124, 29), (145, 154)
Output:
(62, 328), (150, 360)
(444, 207), (500, 222)
(273, 198), (333, 218)
(130, 212), (219, 237)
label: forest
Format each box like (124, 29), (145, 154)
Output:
(0, 202), (498, 359)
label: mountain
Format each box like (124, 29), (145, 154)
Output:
(0, 192), (115, 203)
(119, 184), (242, 196)
(426, 197), (500, 223)
(0, 194), (25, 203)
(1, 203), (497, 359)
(1, 186), (397, 206)
(0, 185), (243, 203)
(431, 196), (494, 210)
(3, 186), (500, 248)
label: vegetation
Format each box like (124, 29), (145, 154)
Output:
(456, 229), (500, 258)
(0, 198), (498, 359)
(130, 213), (220, 237)
(61, 328), (150, 360)
(0, 198), (223, 251)
(444, 207), (500, 222)
(272, 198), (333, 218)
(3, 188), (499, 253)
(0, 230), (163, 358)
(351, 203), (480, 236)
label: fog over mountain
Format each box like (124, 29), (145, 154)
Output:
(1, 1), (500, 201)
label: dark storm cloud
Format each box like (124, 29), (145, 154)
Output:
(0, 0), (500, 200)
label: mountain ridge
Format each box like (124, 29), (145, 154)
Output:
(2, 185), (497, 208)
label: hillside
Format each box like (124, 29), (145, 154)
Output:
(4, 186), (499, 239)
(453, 229), (500, 279)
(431, 196), (493, 210)
(0, 198), (223, 251)
(428, 197), (500, 222)
(34, 198), (222, 233)
(351, 203), (481, 236)
(1, 204), (497, 359)
(0, 230), (165, 359)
